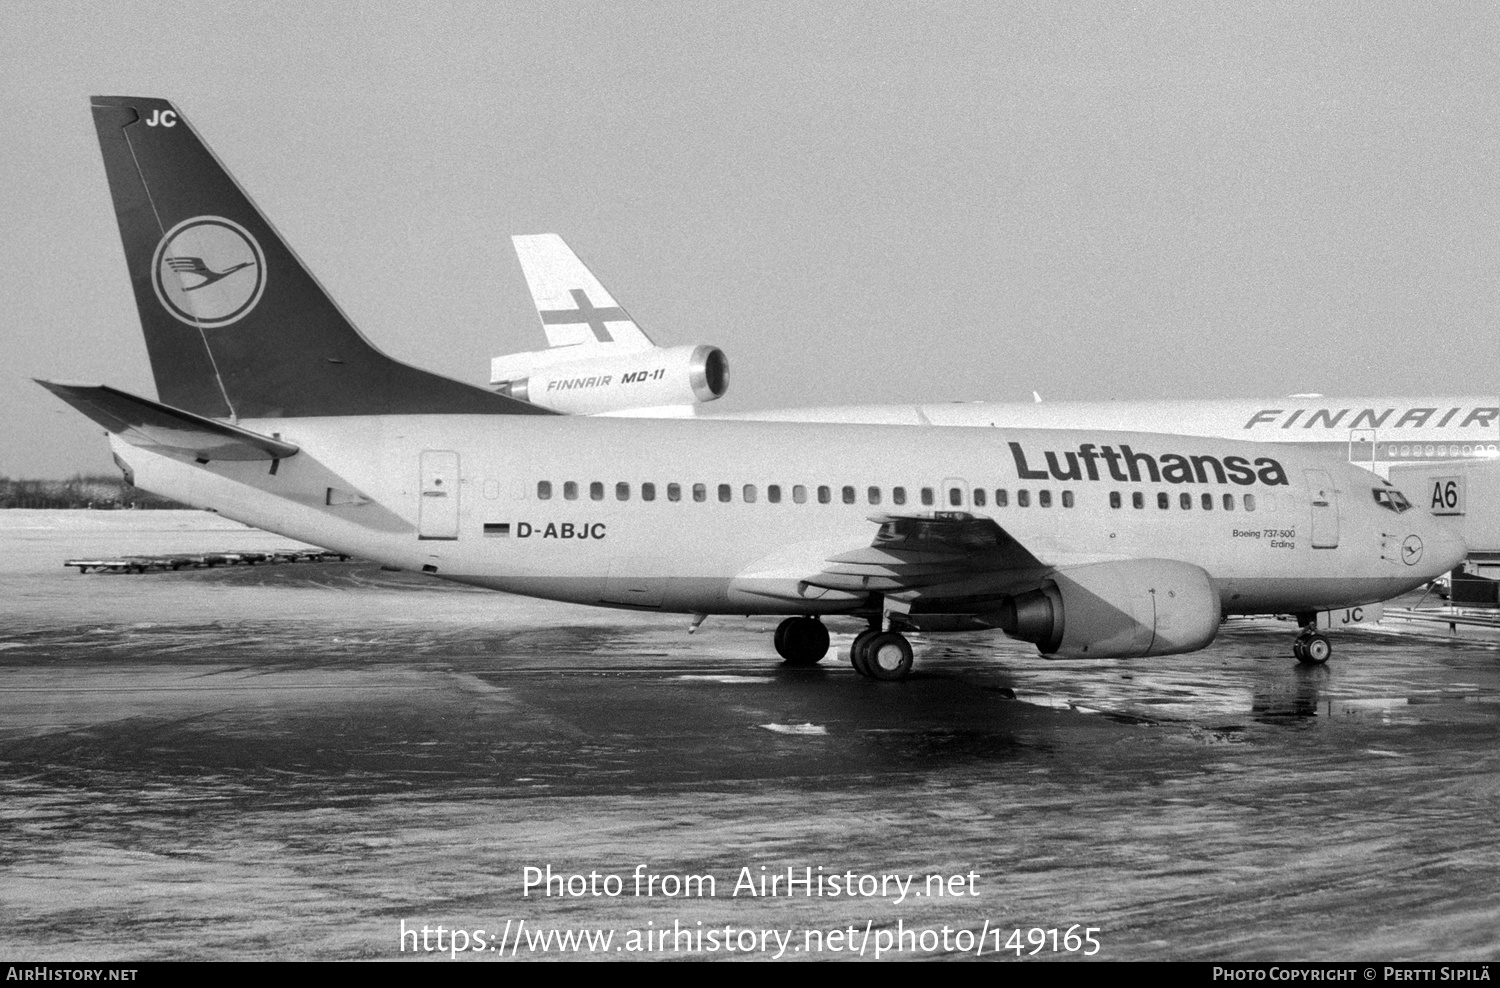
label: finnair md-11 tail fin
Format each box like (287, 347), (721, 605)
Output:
(514, 234), (656, 353)
(491, 234), (728, 415)
(89, 96), (548, 420)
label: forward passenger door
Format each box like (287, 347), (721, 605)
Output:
(1305, 469), (1339, 549)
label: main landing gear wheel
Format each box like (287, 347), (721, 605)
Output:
(774, 617), (829, 666)
(1293, 631), (1332, 665)
(849, 629), (880, 676)
(862, 632), (914, 681)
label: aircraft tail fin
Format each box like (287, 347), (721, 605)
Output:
(88, 96), (550, 420)
(513, 234), (656, 353)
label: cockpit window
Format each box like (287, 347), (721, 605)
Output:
(1373, 487), (1411, 513)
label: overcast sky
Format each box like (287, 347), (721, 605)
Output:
(3, 2), (1498, 477)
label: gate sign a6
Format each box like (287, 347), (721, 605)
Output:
(1430, 475), (1464, 516)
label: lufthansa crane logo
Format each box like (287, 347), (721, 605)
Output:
(1401, 535), (1424, 566)
(151, 217), (266, 328)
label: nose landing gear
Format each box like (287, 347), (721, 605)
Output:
(1292, 627), (1332, 665)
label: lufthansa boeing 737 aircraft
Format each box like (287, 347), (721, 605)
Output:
(40, 97), (1464, 682)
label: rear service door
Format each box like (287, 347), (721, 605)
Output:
(1305, 469), (1339, 549)
(419, 451), (460, 540)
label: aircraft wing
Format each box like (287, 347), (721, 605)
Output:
(36, 381), (300, 462)
(803, 512), (1050, 604)
(731, 512), (1057, 612)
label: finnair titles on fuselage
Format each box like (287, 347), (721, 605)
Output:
(732, 399), (1500, 470)
(39, 96), (1465, 683)
(1243, 402), (1497, 440)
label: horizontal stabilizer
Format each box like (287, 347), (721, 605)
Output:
(36, 381), (300, 462)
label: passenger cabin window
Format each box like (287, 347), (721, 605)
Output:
(1110, 491), (1121, 509)
(718, 484), (732, 503)
(995, 489), (1009, 508)
(842, 486), (856, 505)
(974, 489), (987, 508)
(1245, 494), (1257, 512)
(818, 486), (831, 504)
(921, 488), (934, 506)
(948, 487), (963, 507)
(793, 485), (808, 504)
(1062, 491), (1074, 508)
(743, 484), (757, 503)
(538, 481), (553, 500)
(1180, 492), (1191, 510)
(1017, 490), (1030, 507)
(1157, 492), (1168, 510)
(564, 481), (579, 501)
(893, 487), (907, 506)
(768, 485), (782, 504)
(1039, 490), (1052, 508)
(616, 482), (630, 501)
(1132, 492), (1144, 509)
(591, 481), (605, 501)
(867, 486), (881, 505)
(668, 483), (682, 502)
(693, 483), (707, 503)
(1222, 493), (1233, 511)
(1201, 493), (1213, 510)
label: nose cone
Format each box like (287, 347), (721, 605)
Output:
(1409, 516), (1467, 580)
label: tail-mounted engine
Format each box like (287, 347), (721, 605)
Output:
(491, 345), (728, 416)
(987, 559), (1221, 658)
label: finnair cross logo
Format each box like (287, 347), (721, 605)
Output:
(540, 289), (628, 343)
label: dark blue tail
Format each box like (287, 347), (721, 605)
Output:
(90, 96), (551, 420)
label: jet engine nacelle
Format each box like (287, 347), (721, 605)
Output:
(491, 345), (729, 416)
(990, 559), (1221, 658)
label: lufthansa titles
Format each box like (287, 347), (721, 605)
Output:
(1009, 442), (1289, 486)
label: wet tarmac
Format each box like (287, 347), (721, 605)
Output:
(1, 511), (1497, 961)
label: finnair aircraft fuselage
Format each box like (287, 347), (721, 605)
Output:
(725, 397), (1500, 474)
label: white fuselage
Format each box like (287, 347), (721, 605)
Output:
(720, 396), (1500, 567)
(113, 415), (1464, 620)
